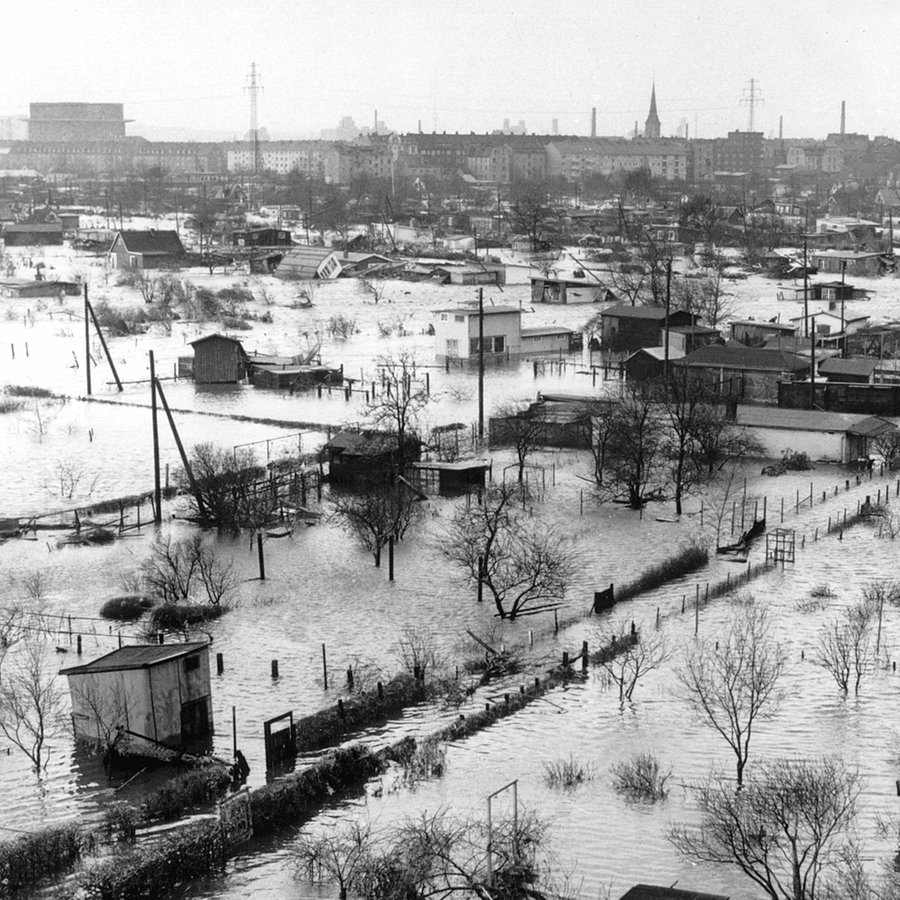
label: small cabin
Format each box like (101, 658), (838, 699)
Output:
(409, 459), (490, 495)
(189, 333), (248, 384)
(61, 642), (213, 749)
(108, 229), (186, 270)
(322, 429), (421, 483)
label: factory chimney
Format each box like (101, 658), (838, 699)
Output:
(591, 107), (596, 138)
(840, 100), (846, 135)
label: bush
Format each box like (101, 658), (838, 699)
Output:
(327, 314), (358, 339)
(543, 755), (595, 789)
(217, 286), (254, 305)
(221, 315), (252, 330)
(99, 595), (152, 620)
(616, 543), (708, 603)
(149, 602), (226, 629)
(140, 763), (232, 822)
(610, 752), (670, 801)
(4, 385), (54, 398)
(0, 398), (25, 414)
(103, 802), (139, 843)
(0, 823), (87, 893)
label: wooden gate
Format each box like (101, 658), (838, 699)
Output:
(263, 711), (295, 776)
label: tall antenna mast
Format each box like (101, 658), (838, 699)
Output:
(245, 62), (263, 175)
(741, 78), (763, 132)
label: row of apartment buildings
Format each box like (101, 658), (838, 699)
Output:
(0, 129), (896, 186)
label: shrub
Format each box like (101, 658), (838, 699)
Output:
(149, 602), (227, 629)
(4, 385), (53, 398)
(616, 543), (708, 603)
(327, 314), (358, 339)
(217, 285), (254, 305)
(610, 752), (670, 801)
(0, 823), (87, 893)
(543, 755), (595, 789)
(99, 595), (152, 620)
(103, 802), (139, 843)
(140, 763), (232, 822)
(221, 315), (252, 330)
(0, 398), (25, 414)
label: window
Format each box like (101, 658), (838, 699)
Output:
(440, 313), (448, 321)
(184, 654), (200, 673)
(454, 314), (464, 322)
(469, 335), (506, 354)
(446, 339), (459, 357)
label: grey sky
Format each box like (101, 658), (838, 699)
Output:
(5, 0), (897, 140)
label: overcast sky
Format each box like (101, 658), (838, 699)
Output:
(4, 0), (897, 141)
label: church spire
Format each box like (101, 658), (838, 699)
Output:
(644, 83), (661, 139)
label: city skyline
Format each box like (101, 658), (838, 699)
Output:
(4, 0), (898, 142)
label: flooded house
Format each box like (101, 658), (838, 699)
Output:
(730, 318), (797, 347)
(530, 274), (611, 304)
(322, 429), (421, 483)
(186, 333), (249, 384)
(600, 304), (700, 353)
(623, 345), (686, 381)
(1, 222), (64, 245)
(61, 642), (214, 750)
(433, 304), (574, 362)
(275, 245), (342, 280)
(817, 356), (878, 384)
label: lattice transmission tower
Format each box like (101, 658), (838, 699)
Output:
(245, 62), (263, 174)
(741, 78), (764, 132)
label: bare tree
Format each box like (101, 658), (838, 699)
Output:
(68, 676), (133, 775)
(598, 621), (668, 705)
(443, 483), (574, 619)
(0, 639), (65, 771)
(872, 430), (900, 469)
(141, 534), (236, 607)
(328, 482), (423, 566)
(678, 605), (787, 787)
(292, 821), (376, 900)
(589, 383), (668, 508)
(490, 400), (549, 483)
(366, 351), (431, 475)
(673, 260), (735, 328)
(393, 625), (445, 681)
(816, 600), (875, 695)
(0, 602), (25, 673)
(669, 756), (861, 900)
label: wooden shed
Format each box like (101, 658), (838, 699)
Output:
(618, 885), (729, 900)
(322, 429), (421, 483)
(409, 459), (490, 495)
(61, 642), (213, 749)
(189, 333), (248, 384)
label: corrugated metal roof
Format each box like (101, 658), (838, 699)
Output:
(60, 642), (208, 675)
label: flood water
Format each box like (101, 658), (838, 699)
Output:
(1, 241), (900, 896)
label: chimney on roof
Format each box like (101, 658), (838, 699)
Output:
(591, 107), (596, 138)
(840, 100), (846, 135)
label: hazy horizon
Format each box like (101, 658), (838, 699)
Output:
(4, 0), (898, 142)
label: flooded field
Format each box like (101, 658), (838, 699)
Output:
(1, 239), (900, 896)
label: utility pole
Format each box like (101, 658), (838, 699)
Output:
(809, 315), (816, 409)
(663, 259), (672, 379)
(802, 238), (809, 337)
(84, 285), (92, 396)
(478, 287), (485, 440)
(840, 261), (847, 359)
(149, 351), (162, 524)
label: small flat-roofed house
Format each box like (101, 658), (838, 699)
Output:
(600, 303), (699, 352)
(0, 278), (80, 298)
(275, 245), (341, 280)
(189, 333), (248, 384)
(109, 230), (185, 270)
(809, 249), (885, 277)
(61, 642), (213, 748)
(618, 885), (729, 900)
(736, 407), (896, 464)
(2, 223), (64, 246)
(231, 227), (293, 248)
(730, 319), (797, 347)
(818, 356), (877, 384)
(666, 324), (720, 354)
(433, 304), (523, 361)
(530, 274), (610, 304)
(337, 251), (396, 277)
(624, 346), (685, 381)
(409, 459), (490, 495)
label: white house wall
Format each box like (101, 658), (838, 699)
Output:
(744, 425), (846, 463)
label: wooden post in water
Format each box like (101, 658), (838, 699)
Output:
(322, 643), (328, 689)
(84, 285), (92, 395)
(216, 652), (224, 675)
(694, 584), (700, 636)
(232, 706), (237, 755)
(388, 535), (394, 581)
(581, 641), (589, 672)
(271, 660), (279, 679)
(257, 533), (266, 580)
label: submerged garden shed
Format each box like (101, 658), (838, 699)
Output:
(61, 642), (213, 749)
(189, 333), (248, 384)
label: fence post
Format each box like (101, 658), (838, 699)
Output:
(322, 643), (328, 689)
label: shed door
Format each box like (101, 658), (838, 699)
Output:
(181, 696), (211, 737)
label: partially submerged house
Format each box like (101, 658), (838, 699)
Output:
(187, 333), (249, 384)
(623, 346), (685, 381)
(600, 304), (699, 353)
(61, 642), (213, 749)
(108, 229), (186, 270)
(409, 459), (490, 495)
(530, 274), (610, 304)
(0, 278), (80, 298)
(322, 430), (421, 483)
(433, 305), (575, 362)
(809, 249), (887, 277)
(275, 245), (341, 280)
(489, 393), (595, 450)
(735, 407), (896, 464)
(248, 353), (342, 390)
